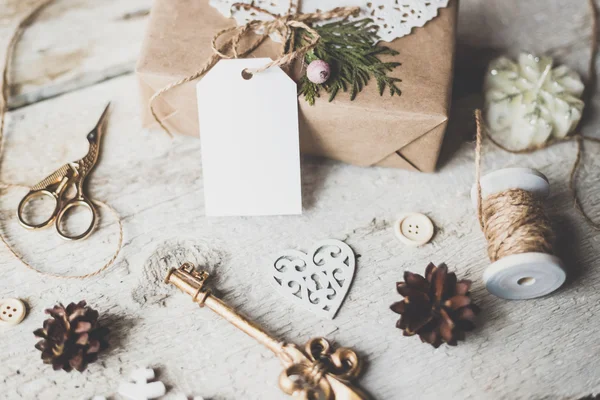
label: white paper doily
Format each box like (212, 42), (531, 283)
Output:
(209, 0), (450, 43)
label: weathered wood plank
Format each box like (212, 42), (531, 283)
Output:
(0, 0), (151, 109)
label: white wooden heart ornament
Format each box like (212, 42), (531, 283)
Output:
(270, 239), (356, 319)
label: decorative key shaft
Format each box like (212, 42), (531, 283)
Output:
(165, 263), (369, 400)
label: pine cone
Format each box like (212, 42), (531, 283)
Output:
(33, 301), (108, 372)
(390, 263), (479, 348)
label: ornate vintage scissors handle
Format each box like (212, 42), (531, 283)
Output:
(165, 264), (370, 400)
(17, 104), (110, 241)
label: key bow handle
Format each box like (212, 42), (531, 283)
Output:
(278, 338), (367, 400)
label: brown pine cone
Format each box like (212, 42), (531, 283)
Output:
(390, 263), (479, 348)
(34, 301), (108, 372)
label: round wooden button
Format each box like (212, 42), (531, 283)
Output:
(394, 213), (434, 246)
(0, 298), (27, 325)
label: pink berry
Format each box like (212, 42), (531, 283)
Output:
(306, 60), (331, 84)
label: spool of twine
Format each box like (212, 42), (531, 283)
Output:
(474, 110), (566, 299)
(480, 189), (554, 263)
(475, 108), (554, 262)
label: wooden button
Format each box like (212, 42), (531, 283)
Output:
(394, 213), (434, 246)
(0, 298), (27, 325)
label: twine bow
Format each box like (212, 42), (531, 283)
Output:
(149, 1), (360, 136)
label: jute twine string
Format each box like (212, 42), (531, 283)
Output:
(475, 111), (555, 262)
(148, 0), (360, 137)
(0, 0), (124, 279)
(476, 0), (600, 232)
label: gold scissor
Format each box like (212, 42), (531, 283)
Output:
(17, 104), (110, 241)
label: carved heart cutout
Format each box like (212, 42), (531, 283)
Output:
(270, 239), (356, 319)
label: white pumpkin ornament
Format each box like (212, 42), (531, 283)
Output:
(484, 53), (585, 151)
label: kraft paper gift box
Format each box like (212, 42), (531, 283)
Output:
(136, 0), (458, 172)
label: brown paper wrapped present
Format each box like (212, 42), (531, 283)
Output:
(136, 0), (457, 172)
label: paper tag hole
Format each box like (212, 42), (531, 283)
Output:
(241, 69), (253, 80)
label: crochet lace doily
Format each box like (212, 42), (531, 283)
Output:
(209, 0), (450, 43)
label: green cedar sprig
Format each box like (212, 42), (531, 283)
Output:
(295, 18), (402, 105)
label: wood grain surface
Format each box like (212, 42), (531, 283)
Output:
(0, 1), (599, 399)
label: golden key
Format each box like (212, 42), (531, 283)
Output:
(165, 263), (370, 400)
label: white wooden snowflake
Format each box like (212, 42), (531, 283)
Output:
(118, 368), (166, 400)
(92, 368), (206, 400)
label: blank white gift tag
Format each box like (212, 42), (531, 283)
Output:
(197, 58), (302, 216)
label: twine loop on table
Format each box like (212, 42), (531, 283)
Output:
(0, 0), (124, 279)
(149, 0), (360, 136)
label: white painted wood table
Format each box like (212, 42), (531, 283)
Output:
(1, 1), (599, 399)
